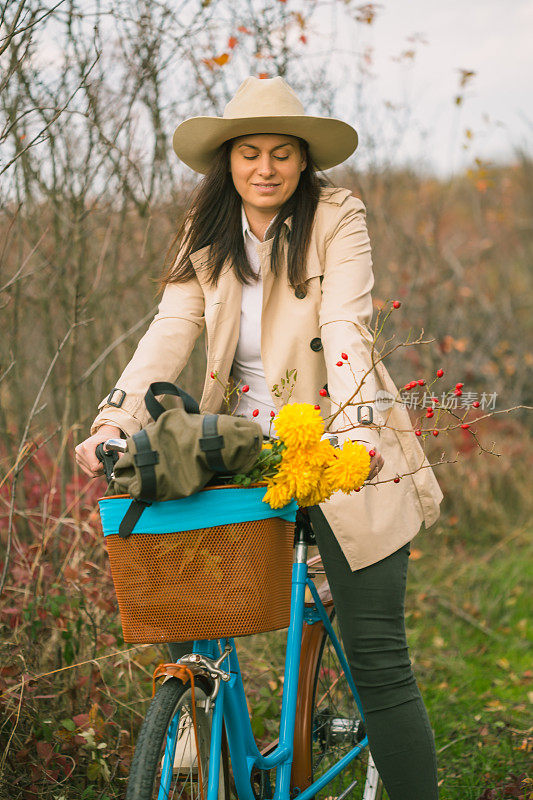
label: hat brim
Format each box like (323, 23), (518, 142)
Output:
(172, 115), (358, 174)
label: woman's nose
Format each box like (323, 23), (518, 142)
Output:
(257, 156), (276, 176)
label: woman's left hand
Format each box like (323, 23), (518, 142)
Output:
(367, 449), (384, 481)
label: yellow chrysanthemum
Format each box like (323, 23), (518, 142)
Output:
(262, 479), (293, 509)
(325, 440), (371, 494)
(303, 439), (339, 470)
(274, 403), (324, 450)
(298, 472), (336, 507)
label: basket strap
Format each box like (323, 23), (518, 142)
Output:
(199, 415), (226, 473)
(118, 498), (152, 539)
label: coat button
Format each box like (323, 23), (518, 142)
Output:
(295, 287), (307, 299)
(310, 337), (323, 352)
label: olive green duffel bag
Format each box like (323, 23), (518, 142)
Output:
(97, 381), (263, 537)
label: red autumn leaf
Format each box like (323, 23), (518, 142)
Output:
(63, 565), (78, 579)
(73, 712), (91, 728)
(300, 34), (307, 44)
(36, 740), (54, 764)
(238, 25), (251, 34)
(228, 36), (238, 49)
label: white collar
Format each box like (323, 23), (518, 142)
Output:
(241, 203), (280, 243)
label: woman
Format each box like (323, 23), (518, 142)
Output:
(76, 76), (443, 798)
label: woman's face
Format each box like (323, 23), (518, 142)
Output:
(229, 133), (307, 216)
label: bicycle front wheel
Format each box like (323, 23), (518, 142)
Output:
(126, 676), (230, 800)
(293, 608), (383, 800)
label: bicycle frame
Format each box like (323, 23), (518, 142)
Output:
(160, 534), (370, 800)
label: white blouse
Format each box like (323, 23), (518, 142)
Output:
(230, 205), (278, 436)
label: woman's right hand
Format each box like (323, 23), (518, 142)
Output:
(75, 424), (123, 478)
(367, 448), (384, 481)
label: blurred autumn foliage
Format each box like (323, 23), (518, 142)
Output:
(1, 0), (532, 797)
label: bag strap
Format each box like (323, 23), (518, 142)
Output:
(144, 381), (200, 421)
(118, 498), (152, 539)
(132, 428), (159, 500)
(116, 429), (158, 539)
(199, 415), (226, 473)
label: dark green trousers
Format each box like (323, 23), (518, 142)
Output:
(168, 506), (439, 800)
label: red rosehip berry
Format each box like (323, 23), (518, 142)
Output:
(472, 400), (480, 408)
(454, 389), (462, 397)
(210, 371), (215, 379)
(336, 360), (343, 367)
(436, 369), (444, 377)
(319, 388), (327, 397)
(270, 411), (276, 418)
(241, 385), (250, 393)
(355, 487), (361, 492)
(426, 409), (434, 418)
(409, 381), (418, 389)
(415, 429), (422, 436)
(404, 384), (411, 390)
(431, 396), (439, 403)
(368, 449), (376, 457)
(393, 476), (400, 483)
(252, 409), (259, 417)
(392, 300), (401, 309)
(418, 379), (425, 386)
(432, 430), (439, 436)
(461, 423), (470, 429)
(314, 404), (320, 410)
(455, 382), (464, 389)
(341, 352), (348, 360)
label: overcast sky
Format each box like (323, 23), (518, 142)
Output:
(332, 0), (532, 177)
(19, 0), (532, 182)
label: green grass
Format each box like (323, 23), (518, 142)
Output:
(236, 525), (532, 800)
(404, 524), (532, 800)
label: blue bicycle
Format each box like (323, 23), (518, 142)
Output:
(124, 514), (384, 800)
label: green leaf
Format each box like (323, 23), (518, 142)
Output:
(64, 639), (74, 665)
(61, 718), (76, 732)
(87, 762), (100, 781)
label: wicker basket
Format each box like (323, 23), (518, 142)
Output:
(99, 485), (296, 643)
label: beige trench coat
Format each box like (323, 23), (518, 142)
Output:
(91, 186), (443, 569)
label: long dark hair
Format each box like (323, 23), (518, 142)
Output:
(160, 136), (335, 295)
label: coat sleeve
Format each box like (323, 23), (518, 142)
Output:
(319, 196), (384, 452)
(90, 276), (205, 436)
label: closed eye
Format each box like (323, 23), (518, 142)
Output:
(243, 155), (288, 160)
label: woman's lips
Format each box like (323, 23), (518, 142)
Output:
(253, 184), (280, 193)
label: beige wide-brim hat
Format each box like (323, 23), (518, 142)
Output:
(172, 75), (358, 174)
